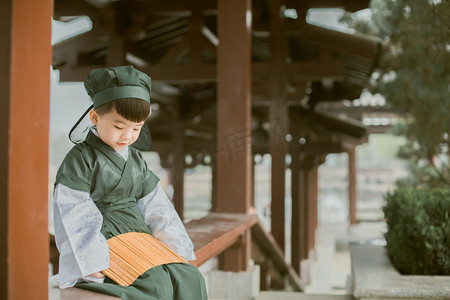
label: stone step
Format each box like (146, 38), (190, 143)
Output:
(257, 291), (353, 300)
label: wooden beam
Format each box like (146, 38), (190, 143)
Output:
(58, 65), (105, 81)
(57, 59), (345, 82)
(113, 0), (217, 15)
(155, 36), (190, 66)
(58, 52), (347, 81)
(289, 61), (345, 81)
(285, 0), (370, 12)
(314, 110), (367, 138)
(54, 0), (218, 18)
(289, 24), (381, 60)
(253, 61), (346, 83)
(52, 29), (105, 64)
(216, 0), (252, 272)
(53, 0), (100, 19)
(58, 64), (215, 81)
(143, 65), (216, 81)
(140, 23), (190, 50)
(298, 142), (344, 154)
(252, 23), (379, 60)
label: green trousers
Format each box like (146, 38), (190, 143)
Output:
(75, 263), (207, 300)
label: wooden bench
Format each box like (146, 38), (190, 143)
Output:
(49, 213), (258, 299)
(186, 212), (258, 267)
(49, 212), (303, 299)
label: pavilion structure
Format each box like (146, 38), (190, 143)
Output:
(1, 0), (382, 299)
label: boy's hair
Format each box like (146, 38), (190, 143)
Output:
(95, 98), (150, 122)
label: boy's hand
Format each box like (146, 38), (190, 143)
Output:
(89, 272), (106, 279)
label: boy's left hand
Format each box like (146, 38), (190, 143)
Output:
(89, 272), (106, 279)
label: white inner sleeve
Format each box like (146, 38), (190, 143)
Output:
(137, 183), (196, 261)
(53, 184), (109, 288)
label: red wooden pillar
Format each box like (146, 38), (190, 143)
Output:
(307, 167), (316, 253)
(290, 108), (301, 274)
(291, 150), (301, 273)
(0, 0), (52, 299)
(348, 147), (358, 224)
(311, 166), (319, 235)
(298, 163), (309, 261)
(211, 158), (217, 211)
(171, 125), (185, 220)
(216, 0), (252, 271)
(268, 0), (288, 253)
(170, 98), (185, 220)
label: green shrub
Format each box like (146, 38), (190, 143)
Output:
(383, 188), (450, 275)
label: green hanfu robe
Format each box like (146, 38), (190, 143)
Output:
(54, 130), (207, 300)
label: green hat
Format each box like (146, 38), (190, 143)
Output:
(84, 65), (151, 109)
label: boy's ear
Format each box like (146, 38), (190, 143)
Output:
(89, 110), (98, 125)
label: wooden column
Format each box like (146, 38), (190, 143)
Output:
(268, 0), (288, 253)
(291, 150), (301, 274)
(251, 157), (255, 210)
(105, 5), (126, 67)
(299, 153), (320, 262)
(348, 147), (358, 224)
(216, 0), (252, 271)
(210, 157), (217, 212)
(311, 166), (319, 235)
(298, 160), (309, 262)
(290, 108), (301, 274)
(1, 0), (52, 298)
(171, 108), (185, 220)
(307, 166), (316, 253)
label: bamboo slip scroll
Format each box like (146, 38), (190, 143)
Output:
(102, 232), (187, 286)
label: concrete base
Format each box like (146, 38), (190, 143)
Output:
(207, 265), (260, 300)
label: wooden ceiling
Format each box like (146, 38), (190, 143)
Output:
(52, 0), (382, 162)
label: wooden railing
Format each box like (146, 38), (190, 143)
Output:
(251, 218), (303, 291)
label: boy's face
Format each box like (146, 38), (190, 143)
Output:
(89, 108), (145, 151)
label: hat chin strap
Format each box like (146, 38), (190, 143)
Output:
(69, 104), (94, 144)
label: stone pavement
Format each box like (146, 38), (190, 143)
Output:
(304, 221), (387, 295)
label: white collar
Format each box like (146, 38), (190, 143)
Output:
(90, 127), (129, 161)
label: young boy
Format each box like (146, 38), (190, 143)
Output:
(53, 65), (207, 299)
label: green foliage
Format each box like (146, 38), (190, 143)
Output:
(383, 188), (450, 275)
(342, 0), (450, 187)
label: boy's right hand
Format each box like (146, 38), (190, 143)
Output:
(89, 272), (106, 279)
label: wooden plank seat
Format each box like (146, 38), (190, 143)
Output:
(49, 213), (257, 299)
(187, 212), (258, 267)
